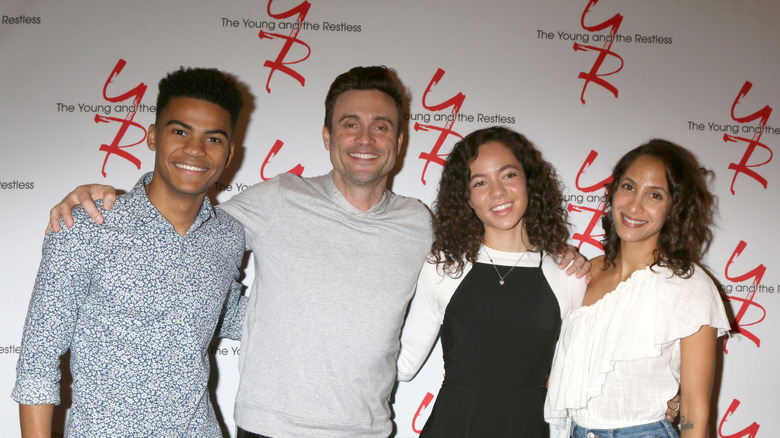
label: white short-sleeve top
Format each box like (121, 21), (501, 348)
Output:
(544, 264), (730, 431)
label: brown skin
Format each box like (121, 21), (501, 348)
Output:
(19, 404), (53, 438)
(144, 97), (234, 235)
(679, 325), (717, 437)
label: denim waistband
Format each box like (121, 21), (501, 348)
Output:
(571, 419), (679, 438)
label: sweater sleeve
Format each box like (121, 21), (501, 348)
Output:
(218, 177), (282, 252)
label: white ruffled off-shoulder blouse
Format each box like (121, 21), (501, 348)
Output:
(544, 264), (730, 433)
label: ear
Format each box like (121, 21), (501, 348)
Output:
(322, 126), (331, 151)
(147, 124), (157, 151)
(225, 141), (235, 167)
(395, 132), (404, 155)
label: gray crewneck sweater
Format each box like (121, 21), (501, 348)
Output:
(219, 172), (432, 437)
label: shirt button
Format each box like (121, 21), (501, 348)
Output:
(587, 433), (595, 438)
(172, 394), (179, 401)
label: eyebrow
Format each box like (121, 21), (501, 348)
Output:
(621, 176), (669, 192)
(338, 114), (396, 127)
(469, 164), (522, 181)
(165, 119), (229, 138)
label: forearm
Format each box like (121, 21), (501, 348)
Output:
(679, 325), (718, 438)
(679, 403), (709, 438)
(19, 404), (53, 438)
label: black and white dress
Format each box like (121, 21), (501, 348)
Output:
(398, 246), (586, 437)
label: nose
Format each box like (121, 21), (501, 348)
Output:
(357, 125), (374, 145)
(183, 137), (207, 157)
(490, 180), (507, 198)
(627, 195), (643, 213)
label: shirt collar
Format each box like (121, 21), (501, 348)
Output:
(121, 172), (217, 233)
(320, 171), (391, 216)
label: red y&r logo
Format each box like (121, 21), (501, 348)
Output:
(259, 0), (312, 93)
(574, 0), (625, 104)
(567, 150), (612, 252)
(411, 392), (435, 434)
(723, 240), (766, 354)
(723, 81), (774, 195)
(96, 59), (148, 177)
(415, 69), (465, 185)
(260, 139), (305, 181)
(719, 398), (760, 438)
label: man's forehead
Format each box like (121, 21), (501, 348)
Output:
(333, 89), (397, 118)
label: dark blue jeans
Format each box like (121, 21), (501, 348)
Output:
(237, 427), (273, 438)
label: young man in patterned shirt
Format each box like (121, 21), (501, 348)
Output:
(13, 67), (247, 437)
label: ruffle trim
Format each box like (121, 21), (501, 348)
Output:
(545, 265), (730, 423)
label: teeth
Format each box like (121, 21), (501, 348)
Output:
(623, 216), (646, 225)
(176, 163), (207, 172)
(350, 152), (378, 159)
(491, 203), (511, 212)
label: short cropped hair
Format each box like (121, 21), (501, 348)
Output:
(156, 67), (243, 128)
(323, 66), (404, 135)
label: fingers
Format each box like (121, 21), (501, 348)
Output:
(568, 260), (593, 284)
(46, 206), (61, 234)
(557, 247), (576, 270)
(665, 394), (681, 422)
(46, 184), (112, 234)
(77, 188), (104, 224)
(558, 245), (592, 283)
(102, 191), (117, 210)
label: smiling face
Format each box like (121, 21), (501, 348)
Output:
(611, 155), (672, 250)
(322, 89), (403, 197)
(467, 141), (529, 247)
(146, 97), (234, 205)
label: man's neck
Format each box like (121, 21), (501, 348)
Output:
(331, 173), (387, 212)
(145, 184), (205, 236)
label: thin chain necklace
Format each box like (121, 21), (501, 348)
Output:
(482, 246), (526, 286)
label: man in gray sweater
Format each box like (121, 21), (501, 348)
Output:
(48, 66), (588, 437)
(221, 66), (434, 437)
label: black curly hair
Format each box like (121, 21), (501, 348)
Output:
(431, 126), (569, 277)
(601, 139), (715, 277)
(156, 67), (243, 128)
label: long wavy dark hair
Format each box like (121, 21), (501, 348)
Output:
(431, 126), (569, 277)
(601, 139), (715, 277)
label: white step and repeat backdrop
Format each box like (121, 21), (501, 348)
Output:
(1, 1), (777, 436)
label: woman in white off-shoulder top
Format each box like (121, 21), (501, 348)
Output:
(544, 139), (730, 438)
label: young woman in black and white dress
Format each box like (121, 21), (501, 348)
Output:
(398, 126), (587, 437)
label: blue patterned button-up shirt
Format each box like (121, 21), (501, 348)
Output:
(13, 172), (246, 437)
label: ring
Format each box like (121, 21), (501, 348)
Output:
(673, 402), (680, 412)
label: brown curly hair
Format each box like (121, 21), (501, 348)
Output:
(601, 139), (715, 277)
(431, 126), (569, 277)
